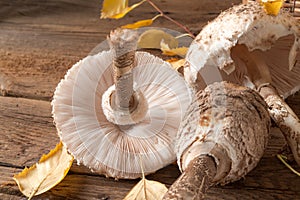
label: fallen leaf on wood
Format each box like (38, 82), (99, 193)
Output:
(13, 142), (74, 199)
(101, 0), (145, 19)
(137, 29), (178, 49)
(123, 176), (168, 200)
(160, 40), (188, 57)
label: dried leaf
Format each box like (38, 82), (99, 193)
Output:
(122, 19), (154, 29)
(160, 40), (188, 57)
(137, 29), (178, 49)
(259, 0), (284, 16)
(124, 177), (168, 200)
(167, 58), (186, 71)
(101, 0), (145, 19)
(13, 142), (74, 199)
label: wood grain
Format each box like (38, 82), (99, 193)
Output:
(0, 0), (241, 100)
(1, 0), (300, 199)
(1, 95), (300, 199)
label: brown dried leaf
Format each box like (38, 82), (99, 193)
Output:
(13, 142), (74, 199)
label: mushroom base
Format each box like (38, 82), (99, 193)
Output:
(102, 84), (148, 125)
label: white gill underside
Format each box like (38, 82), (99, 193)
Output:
(51, 50), (192, 179)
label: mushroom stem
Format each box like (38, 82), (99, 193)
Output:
(105, 29), (148, 125)
(109, 29), (138, 111)
(259, 85), (300, 166)
(163, 155), (216, 200)
(231, 44), (300, 166)
(114, 51), (135, 110)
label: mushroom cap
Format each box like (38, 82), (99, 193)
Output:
(51, 50), (192, 179)
(176, 81), (270, 184)
(185, 1), (300, 98)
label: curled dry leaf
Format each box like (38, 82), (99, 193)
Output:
(137, 29), (178, 49)
(124, 176), (168, 200)
(101, 0), (145, 19)
(13, 142), (74, 199)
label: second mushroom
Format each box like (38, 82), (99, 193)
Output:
(185, 1), (300, 166)
(163, 81), (270, 199)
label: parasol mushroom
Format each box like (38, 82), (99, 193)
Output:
(184, 1), (300, 166)
(52, 28), (192, 179)
(163, 81), (270, 199)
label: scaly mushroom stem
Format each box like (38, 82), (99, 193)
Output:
(231, 44), (300, 166)
(114, 51), (135, 110)
(163, 155), (216, 200)
(259, 85), (300, 166)
(106, 29), (148, 125)
(109, 29), (138, 111)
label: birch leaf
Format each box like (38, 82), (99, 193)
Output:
(137, 29), (178, 49)
(160, 40), (188, 57)
(13, 142), (74, 199)
(122, 19), (154, 29)
(260, 0), (284, 16)
(167, 58), (186, 71)
(101, 0), (145, 19)
(123, 177), (168, 200)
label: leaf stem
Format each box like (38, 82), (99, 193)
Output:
(145, 0), (195, 38)
(152, 13), (163, 21)
(277, 154), (300, 176)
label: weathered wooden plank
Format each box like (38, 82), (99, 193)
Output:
(1, 164), (299, 200)
(0, 96), (59, 167)
(0, 95), (292, 166)
(286, 92), (300, 116)
(1, 0), (300, 199)
(0, 0), (241, 100)
(1, 95), (300, 199)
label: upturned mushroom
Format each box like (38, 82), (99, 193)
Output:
(163, 81), (270, 199)
(52, 28), (192, 179)
(184, 1), (300, 166)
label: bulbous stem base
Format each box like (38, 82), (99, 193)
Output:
(163, 155), (216, 200)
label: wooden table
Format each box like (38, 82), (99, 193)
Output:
(1, 0), (299, 199)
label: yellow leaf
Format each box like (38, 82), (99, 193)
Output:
(260, 0), (284, 16)
(122, 19), (154, 29)
(167, 58), (186, 71)
(13, 142), (74, 199)
(124, 157), (167, 199)
(162, 47), (188, 57)
(123, 177), (168, 200)
(101, 0), (145, 19)
(138, 29), (178, 49)
(160, 40), (188, 57)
